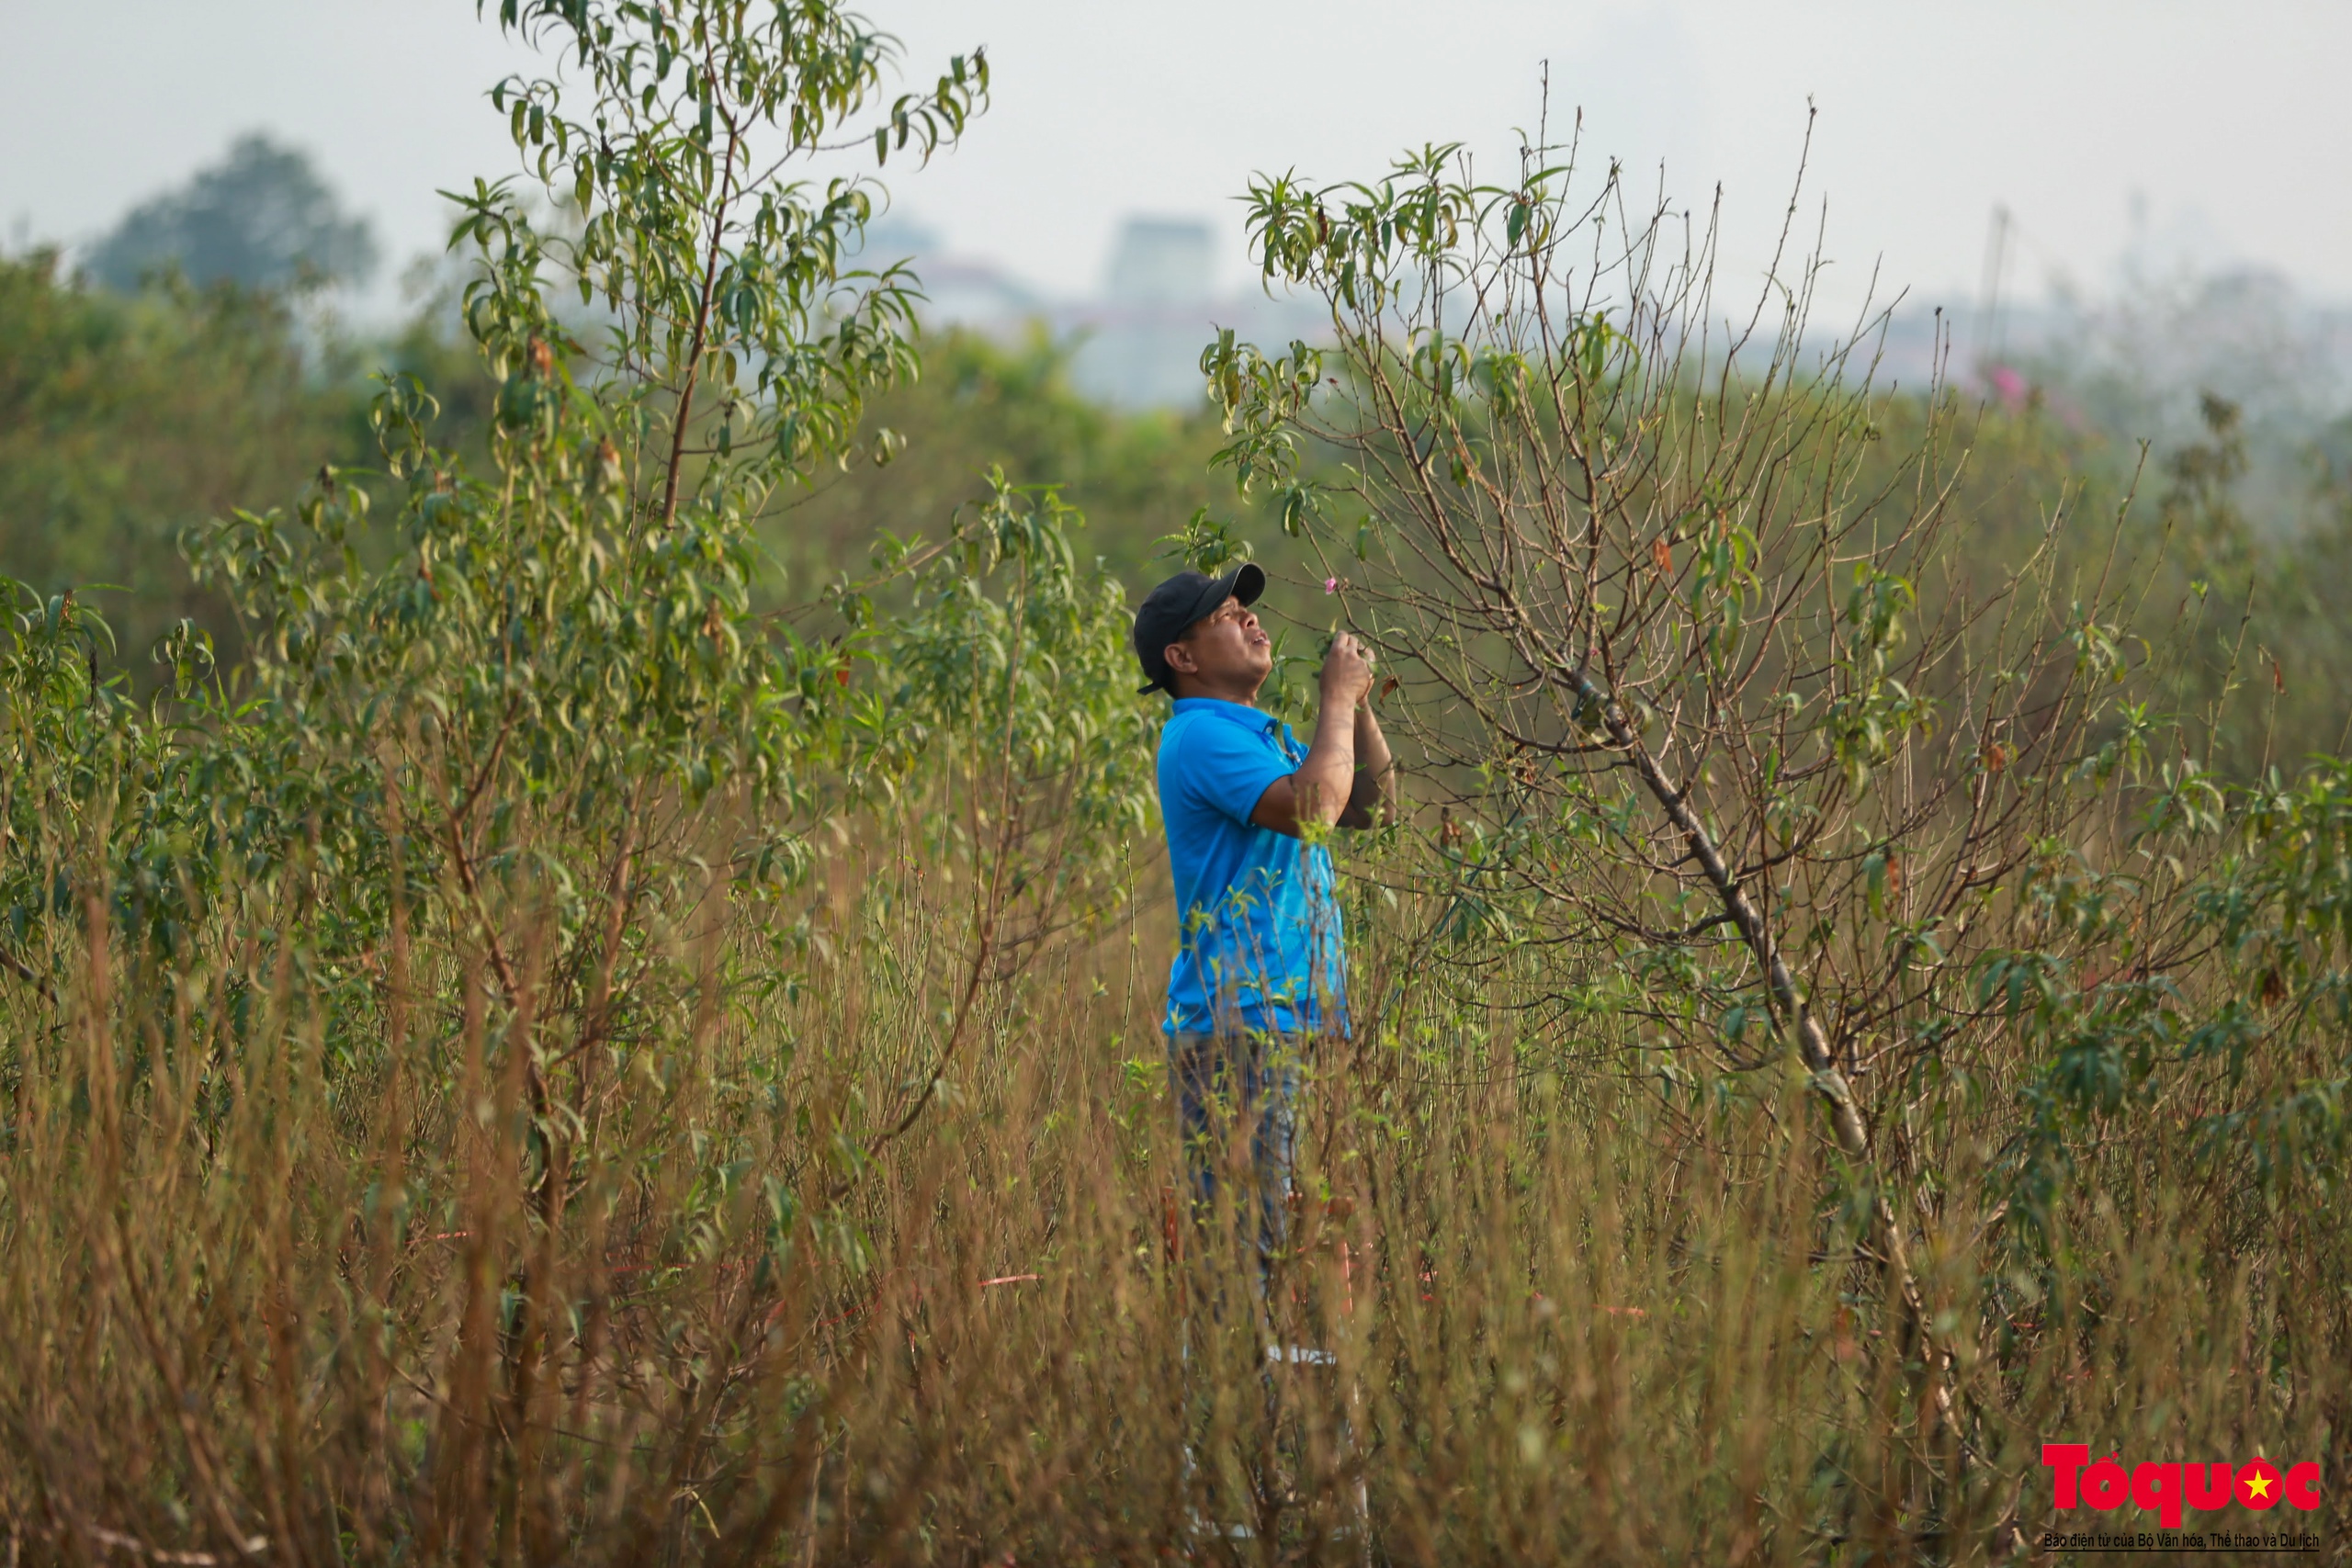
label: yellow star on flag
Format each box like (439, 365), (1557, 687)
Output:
(2246, 1472), (2275, 1501)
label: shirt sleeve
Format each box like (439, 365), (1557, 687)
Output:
(1169, 715), (1293, 828)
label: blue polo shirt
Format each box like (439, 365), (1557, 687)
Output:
(1156, 697), (1348, 1038)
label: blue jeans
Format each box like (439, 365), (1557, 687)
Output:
(1169, 1031), (1302, 1269)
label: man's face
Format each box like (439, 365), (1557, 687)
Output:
(1167, 596), (1272, 695)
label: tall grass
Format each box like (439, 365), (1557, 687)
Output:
(2, 817), (2342, 1565)
(6, 0), (2346, 1557)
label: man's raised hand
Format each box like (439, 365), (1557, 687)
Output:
(1321, 631), (1374, 710)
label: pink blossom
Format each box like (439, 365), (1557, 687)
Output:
(1324, 576), (1339, 594)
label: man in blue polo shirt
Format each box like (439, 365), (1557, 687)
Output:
(1132, 562), (1393, 1262)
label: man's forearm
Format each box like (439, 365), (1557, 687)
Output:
(1343, 703), (1393, 826)
(1293, 699), (1358, 829)
(1354, 700), (1383, 822)
(1249, 632), (1375, 839)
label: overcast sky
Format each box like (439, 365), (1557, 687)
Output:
(4, 0), (2347, 317)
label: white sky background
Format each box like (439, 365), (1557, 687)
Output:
(2, 0), (2347, 318)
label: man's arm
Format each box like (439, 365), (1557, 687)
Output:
(1337, 700), (1394, 829)
(1250, 634), (1374, 838)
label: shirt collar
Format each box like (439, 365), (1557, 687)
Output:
(1172, 696), (1278, 734)
(1172, 697), (1303, 761)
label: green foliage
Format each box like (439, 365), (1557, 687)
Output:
(1203, 124), (2352, 1427)
(860, 473), (1156, 951)
(770, 328), (1258, 592)
(161, 0), (989, 950)
(1211, 135), (2124, 1105)
(0, 584), (127, 990)
(9, 8), (2352, 1554)
(0, 253), (364, 664)
(2190, 760), (2352, 1183)
(0, 0), (1040, 1179)
(475, 0), (984, 510)
(0, 0), (1194, 1225)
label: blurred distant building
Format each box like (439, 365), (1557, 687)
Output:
(858, 212), (1042, 333)
(865, 209), (1326, 412)
(1104, 218), (1216, 307)
(913, 254), (1045, 332)
(1067, 217), (1222, 408)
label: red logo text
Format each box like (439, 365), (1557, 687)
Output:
(2043, 1445), (2322, 1530)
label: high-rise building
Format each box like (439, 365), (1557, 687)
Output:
(1070, 217), (1222, 408)
(1104, 218), (1215, 308)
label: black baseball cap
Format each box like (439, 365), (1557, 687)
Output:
(1131, 563), (1266, 694)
